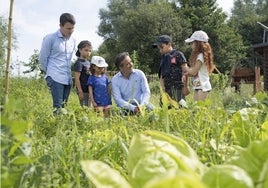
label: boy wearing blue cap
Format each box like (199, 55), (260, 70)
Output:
(153, 35), (189, 108)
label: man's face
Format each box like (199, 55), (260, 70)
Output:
(119, 55), (133, 74)
(60, 22), (75, 38)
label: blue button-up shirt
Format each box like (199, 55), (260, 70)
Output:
(39, 30), (76, 85)
(111, 69), (151, 112)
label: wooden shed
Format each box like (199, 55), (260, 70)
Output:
(251, 22), (268, 91)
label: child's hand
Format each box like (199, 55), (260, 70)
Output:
(92, 101), (98, 107)
(78, 91), (84, 100)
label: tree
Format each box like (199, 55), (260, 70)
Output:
(0, 16), (17, 77)
(23, 49), (42, 78)
(229, 0), (268, 46)
(227, 0), (268, 69)
(98, 0), (191, 73)
(97, 0), (248, 73)
(177, 0), (247, 73)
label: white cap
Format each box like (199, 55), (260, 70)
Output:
(185, 30), (209, 43)
(91, 56), (108, 67)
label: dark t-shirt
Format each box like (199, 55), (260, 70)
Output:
(159, 49), (187, 89)
(73, 58), (91, 92)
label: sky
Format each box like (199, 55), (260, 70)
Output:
(0, 0), (234, 76)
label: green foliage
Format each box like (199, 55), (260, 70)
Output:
(81, 131), (267, 188)
(98, 1), (191, 73)
(228, 139), (268, 187)
(23, 49), (43, 78)
(229, 0), (268, 46)
(97, 0), (248, 74)
(0, 16), (17, 77)
(202, 165), (254, 188)
(210, 73), (229, 91)
(1, 78), (267, 187)
(227, 0), (268, 68)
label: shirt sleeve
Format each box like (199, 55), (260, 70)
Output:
(38, 35), (52, 72)
(197, 53), (204, 63)
(87, 76), (93, 86)
(139, 70), (151, 105)
(111, 76), (136, 112)
(73, 60), (83, 72)
(176, 51), (187, 65)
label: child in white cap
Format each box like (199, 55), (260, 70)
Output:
(87, 56), (112, 117)
(184, 30), (215, 101)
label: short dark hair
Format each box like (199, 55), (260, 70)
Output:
(115, 52), (129, 70)
(60, 13), (76, 26)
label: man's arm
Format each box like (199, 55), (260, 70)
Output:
(139, 71), (151, 105)
(74, 71), (83, 100)
(38, 35), (52, 73)
(111, 76), (136, 112)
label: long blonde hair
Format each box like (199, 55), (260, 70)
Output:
(189, 41), (215, 73)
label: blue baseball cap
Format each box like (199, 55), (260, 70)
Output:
(153, 35), (172, 47)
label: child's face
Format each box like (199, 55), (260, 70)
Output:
(80, 46), (92, 59)
(158, 43), (170, 54)
(191, 41), (197, 50)
(94, 65), (105, 74)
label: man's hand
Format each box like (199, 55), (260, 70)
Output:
(134, 106), (141, 114)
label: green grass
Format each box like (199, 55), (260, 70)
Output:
(1, 77), (267, 188)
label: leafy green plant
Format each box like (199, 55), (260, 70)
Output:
(1, 77), (267, 187)
(81, 131), (268, 188)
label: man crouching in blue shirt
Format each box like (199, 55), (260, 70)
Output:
(111, 52), (155, 115)
(39, 13), (76, 115)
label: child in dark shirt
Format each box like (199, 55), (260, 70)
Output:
(73, 40), (92, 107)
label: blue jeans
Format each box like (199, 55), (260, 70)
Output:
(45, 76), (71, 108)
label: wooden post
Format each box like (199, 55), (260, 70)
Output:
(3, 0), (14, 112)
(255, 66), (262, 93)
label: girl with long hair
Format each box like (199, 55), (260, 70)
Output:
(185, 30), (215, 101)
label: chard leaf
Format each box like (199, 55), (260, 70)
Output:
(144, 173), (207, 188)
(80, 160), (131, 188)
(202, 165), (254, 188)
(230, 108), (261, 147)
(228, 140), (268, 188)
(261, 121), (268, 140)
(128, 130), (204, 188)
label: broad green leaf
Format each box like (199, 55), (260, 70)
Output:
(230, 108), (261, 147)
(131, 151), (179, 188)
(258, 160), (268, 188)
(128, 130), (205, 188)
(261, 121), (268, 140)
(228, 140), (268, 187)
(10, 156), (34, 165)
(144, 173), (207, 188)
(202, 165), (254, 188)
(1, 118), (31, 139)
(80, 160), (131, 188)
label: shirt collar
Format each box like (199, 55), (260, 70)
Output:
(119, 69), (136, 77)
(56, 29), (70, 39)
(78, 58), (86, 62)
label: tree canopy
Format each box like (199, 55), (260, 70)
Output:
(97, 0), (248, 74)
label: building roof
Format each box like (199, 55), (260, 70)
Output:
(251, 42), (268, 49)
